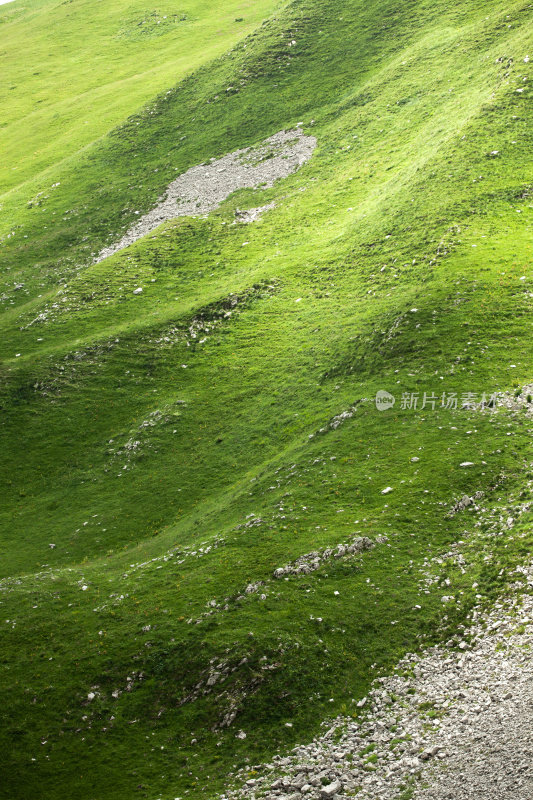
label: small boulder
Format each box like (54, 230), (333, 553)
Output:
(321, 780), (342, 798)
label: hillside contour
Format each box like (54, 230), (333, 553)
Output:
(0, 0), (532, 799)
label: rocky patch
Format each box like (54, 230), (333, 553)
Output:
(97, 128), (316, 263)
(187, 535), (381, 627)
(273, 535), (376, 579)
(219, 564), (533, 800)
(446, 490), (485, 518)
(234, 202), (276, 224)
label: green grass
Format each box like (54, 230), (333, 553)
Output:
(0, 0), (285, 199)
(0, 0), (532, 798)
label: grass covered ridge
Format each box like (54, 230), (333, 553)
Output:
(0, 0), (532, 798)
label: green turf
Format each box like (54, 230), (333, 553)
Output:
(0, 0), (285, 199)
(0, 0), (532, 797)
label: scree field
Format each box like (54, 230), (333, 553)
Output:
(0, 0), (532, 798)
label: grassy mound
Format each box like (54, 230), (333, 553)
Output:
(0, 0), (532, 798)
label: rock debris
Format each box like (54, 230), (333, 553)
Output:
(219, 565), (533, 800)
(97, 128), (316, 262)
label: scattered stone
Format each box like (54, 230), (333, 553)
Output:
(234, 203), (276, 224)
(447, 491), (484, 517)
(273, 536), (374, 579)
(312, 403), (361, 437)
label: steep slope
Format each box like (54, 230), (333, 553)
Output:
(0, 0), (532, 799)
(0, 0), (284, 199)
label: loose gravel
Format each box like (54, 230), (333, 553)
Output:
(219, 566), (533, 800)
(97, 128), (316, 262)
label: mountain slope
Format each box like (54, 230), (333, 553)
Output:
(0, 0), (284, 198)
(0, 0), (532, 798)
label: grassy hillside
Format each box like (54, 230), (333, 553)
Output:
(0, 0), (284, 199)
(0, 0), (532, 798)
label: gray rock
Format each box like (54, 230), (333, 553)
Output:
(321, 781), (342, 798)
